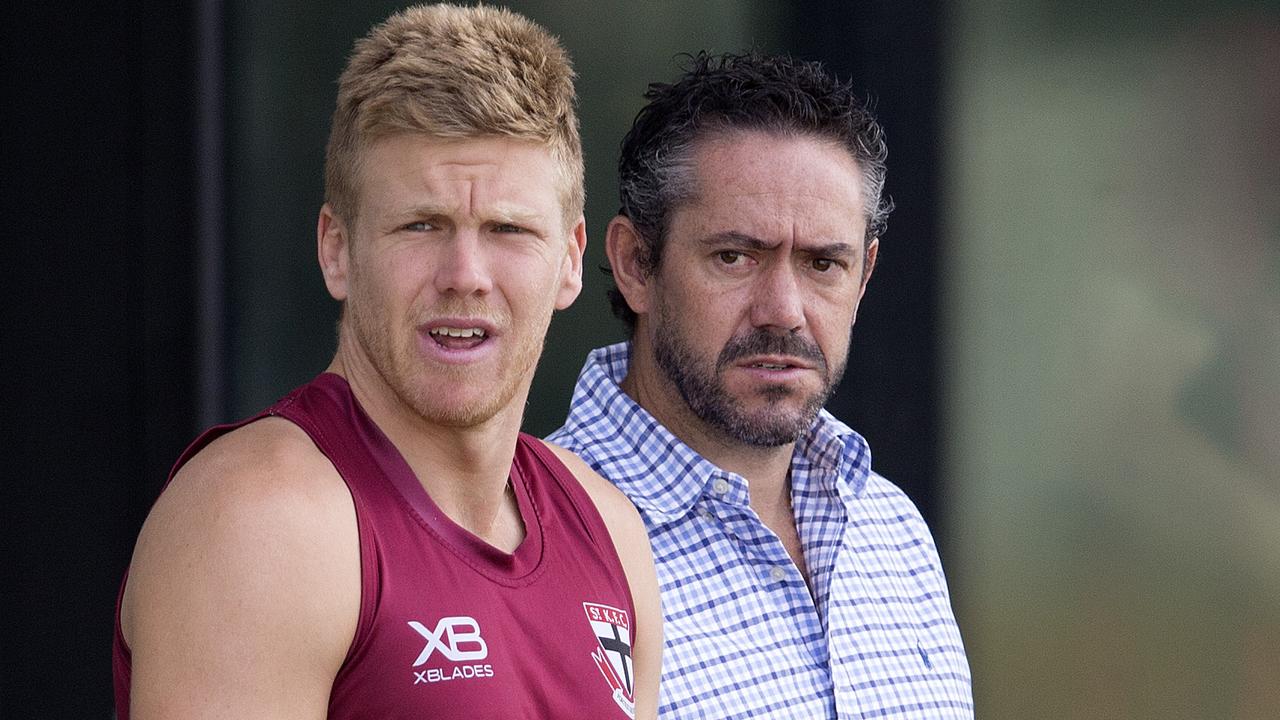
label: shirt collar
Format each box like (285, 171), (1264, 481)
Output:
(559, 342), (873, 522)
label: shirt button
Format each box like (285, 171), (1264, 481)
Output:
(712, 478), (731, 495)
(699, 508), (714, 521)
(770, 566), (787, 582)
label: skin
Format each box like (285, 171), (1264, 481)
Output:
(607, 129), (877, 580)
(122, 134), (661, 719)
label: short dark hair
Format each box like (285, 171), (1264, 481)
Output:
(608, 51), (891, 332)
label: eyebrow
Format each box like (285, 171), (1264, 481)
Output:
(803, 242), (857, 259)
(488, 204), (547, 227)
(699, 231), (857, 258)
(697, 231), (773, 250)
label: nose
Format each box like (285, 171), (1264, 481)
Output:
(433, 231), (492, 297)
(750, 261), (805, 332)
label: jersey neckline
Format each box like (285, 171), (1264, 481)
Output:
(317, 372), (547, 584)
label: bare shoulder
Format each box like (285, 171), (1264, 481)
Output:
(127, 417), (354, 584)
(122, 417), (360, 718)
(179, 415), (337, 489)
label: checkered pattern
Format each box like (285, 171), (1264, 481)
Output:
(550, 344), (974, 719)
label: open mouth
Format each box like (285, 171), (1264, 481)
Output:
(427, 326), (487, 350)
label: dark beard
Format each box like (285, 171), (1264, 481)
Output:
(652, 324), (841, 447)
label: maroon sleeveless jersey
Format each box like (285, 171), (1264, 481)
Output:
(114, 373), (639, 719)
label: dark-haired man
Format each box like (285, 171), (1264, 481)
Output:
(551, 52), (972, 718)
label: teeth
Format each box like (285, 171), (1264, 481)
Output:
(753, 363), (787, 370)
(430, 326), (486, 339)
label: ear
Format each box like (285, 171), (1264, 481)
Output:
(857, 237), (879, 301)
(554, 215), (588, 310)
(604, 215), (653, 317)
(317, 203), (351, 301)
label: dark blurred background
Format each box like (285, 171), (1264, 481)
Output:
(5, 1), (1277, 718)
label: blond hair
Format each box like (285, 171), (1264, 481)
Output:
(325, 4), (583, 223)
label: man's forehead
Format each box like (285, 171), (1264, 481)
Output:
(353, 133), (577, 221)
(353, 134), (554, 192)
(672, 190), (868, 245)
(682, 130), (866, 212)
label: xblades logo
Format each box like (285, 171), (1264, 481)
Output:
(408, 616), (488, 665)
(407, 616), (495, 686)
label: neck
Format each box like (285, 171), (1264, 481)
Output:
(327, 341), (526, 549)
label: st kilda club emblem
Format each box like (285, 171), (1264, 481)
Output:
(583, 602), (635, 718)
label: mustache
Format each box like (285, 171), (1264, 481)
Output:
(716, 330), (827, 371)
(417, 299), (508, 326)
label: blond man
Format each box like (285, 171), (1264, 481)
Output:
(112, 6), (660, 719)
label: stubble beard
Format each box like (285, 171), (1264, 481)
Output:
(650, 297), (847, 448)
(348, 295), (549, 430)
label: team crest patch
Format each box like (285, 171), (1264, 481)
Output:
(583, 602), (635, 718)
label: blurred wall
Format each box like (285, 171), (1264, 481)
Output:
(944, 1), (1280, 717)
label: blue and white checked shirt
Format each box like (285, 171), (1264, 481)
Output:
(550, 343), (973, 719)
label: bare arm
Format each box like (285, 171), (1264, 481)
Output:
(120, 418), (361, 720)
(543, 441), (663, 720)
